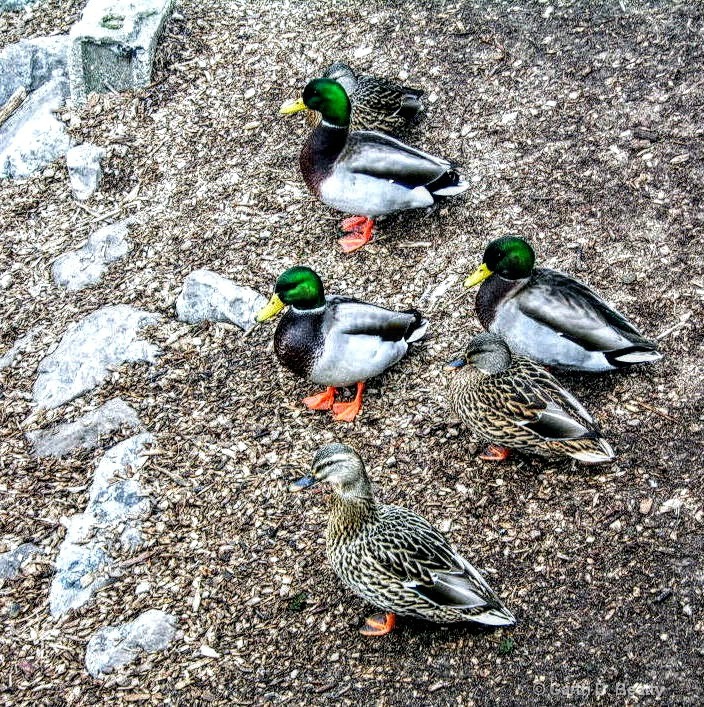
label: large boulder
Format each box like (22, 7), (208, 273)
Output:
(33, 305), (161, 409)
(0, 74), (71, 179)
(0, 35), (68, 105)
(68, 0), (175, 104)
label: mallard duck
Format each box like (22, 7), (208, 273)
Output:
(256, 266), (428, 421)
(279, 78), (468, 253)
(464, 236), (663, 371)
(306, 61), (424, 134)
(447, 333), (615, 463)
(291, 443), (516, 636)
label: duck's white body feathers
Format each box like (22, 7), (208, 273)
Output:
(275, 295), (427, 387)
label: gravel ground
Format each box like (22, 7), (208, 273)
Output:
(1, 0), (703, 704)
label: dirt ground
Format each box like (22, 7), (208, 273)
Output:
(1, 0), (703, 704)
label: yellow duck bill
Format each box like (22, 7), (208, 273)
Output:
(279, 97), (307, 115)
(256, 293), (285, 322)
(464, 263), (493, 288)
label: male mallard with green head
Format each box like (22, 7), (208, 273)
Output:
(291, 443), (516, 636)
(318, 61), (424, 134)
(279, 78), (467, 253)
(464, 236), (663, 371)
(447, 333), (615, 463)
(256, 267), (428, 421)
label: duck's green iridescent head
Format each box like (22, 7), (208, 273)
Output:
(279, 78), (351, 128)
(256, 266), (325, 321)
(464, 236), (536, 288)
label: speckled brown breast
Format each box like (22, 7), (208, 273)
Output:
(273, 308), (325, 379)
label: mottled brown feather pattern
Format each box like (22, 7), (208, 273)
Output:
(325, 492), (513, 623)
(449, 354), (613, 461)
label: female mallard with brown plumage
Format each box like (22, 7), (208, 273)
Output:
(279, 78), (467, 253)
(448, 333), (615, 463)
(464, 236), (663, 372)
(291, 443), (516, 636)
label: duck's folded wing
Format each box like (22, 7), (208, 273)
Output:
(500, 367), (597, 440)
(518, 270), (650, 352)
(370, 510), (499, 609)
(327, 297), (418, 342)
(342, 131), (450, 185)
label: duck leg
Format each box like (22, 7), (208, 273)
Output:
(339, 217), (375, 253)
(332, 382), (366, 421)
(302, 386), (337, 411)
(340, 216), (368, 231)
(480, 443), (511, 461)
(359, 612), (396, 637)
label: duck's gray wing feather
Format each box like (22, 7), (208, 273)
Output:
(326, 296), (418, 342)
(368, 507), (499, 609)
(517, 270), (651, 352)
(341, 131), (450, 185)
(493, 361), (597, 441)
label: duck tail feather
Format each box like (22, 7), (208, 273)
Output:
(401, 309), (429, 343)
(569, 437), (616, 464)
(428, 168), (469, 197)
(470, 605), (517, 627)
(605, 345), (663, 367)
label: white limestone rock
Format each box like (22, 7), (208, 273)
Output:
(176, 269), (266, 330)
(66, 143), (106, 200)
(51, 219), (132, 290)
(27, 398), (140, 458)
(33, 305), (161, 409)
(50, 433), (153, 617)
(0, 74), (71, 180)
(0, 543), (40, 580)
(0, 36), (68, 105)
(85, 609), (178, 677)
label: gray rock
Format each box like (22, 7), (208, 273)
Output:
(0, 0), (44, 14)
(68, 0), (176, 105)
(0, 36), (68, 105)
(27, 398), (140, 458)
(119, 525), (144, 552)
(176, 269), (266, 330)
(66, 143), (106, 200)
(51, 219), (132, 290)
(50, 433), (153, 617)
(0, 73), (71, 179)
(33, 305), (161, 409)
(0, 326), (39, 369)
(0, 543), (40, 580)
(85, 609), (178, 677)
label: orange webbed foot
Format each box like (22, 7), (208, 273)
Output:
(480, 444), (511, 461)
(302, 387), (337, 411)
(359, 612), (396, 637)
(340, 216), (368, 232)
(332, 382), (365, 422)
(338, 218), (374, 253)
